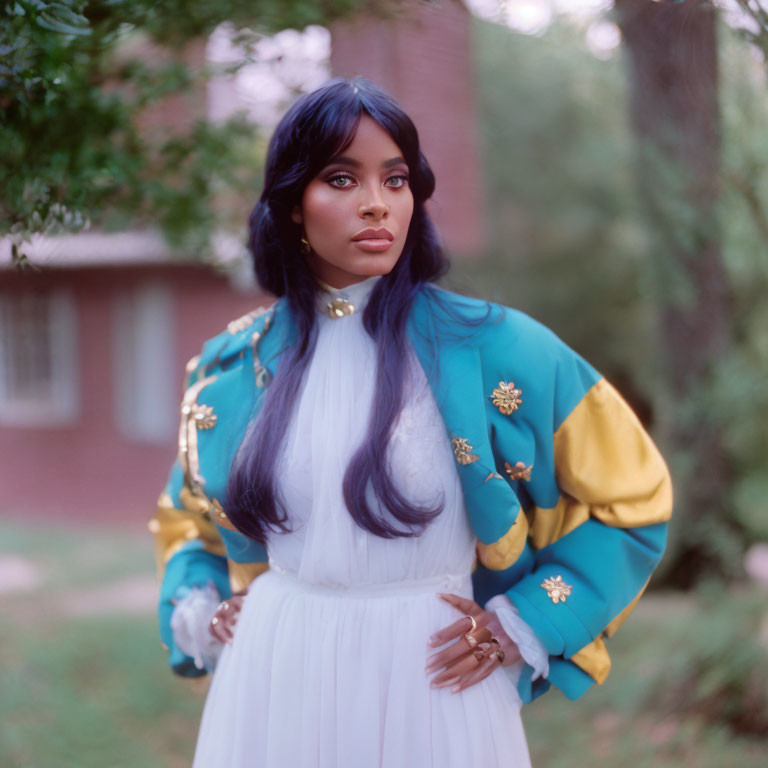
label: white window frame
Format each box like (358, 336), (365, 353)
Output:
(112, 280), (176, 444)
(0, 289), (80, 427)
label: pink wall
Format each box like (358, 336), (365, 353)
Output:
(0, 265), (267, 525)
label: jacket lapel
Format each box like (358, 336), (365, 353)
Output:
(406, 291), (520, 547)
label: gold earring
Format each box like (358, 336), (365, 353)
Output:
(300, 236), (311, 255)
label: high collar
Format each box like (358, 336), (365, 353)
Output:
(315, 274), (382, 318)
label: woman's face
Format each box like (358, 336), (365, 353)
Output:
(291, 114), (414, 289)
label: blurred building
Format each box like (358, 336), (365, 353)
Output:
(0, 0), (484, 524)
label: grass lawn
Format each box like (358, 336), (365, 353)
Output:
(2, 518), (766, 767)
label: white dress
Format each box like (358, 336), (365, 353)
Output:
(191, 275), (532, 768)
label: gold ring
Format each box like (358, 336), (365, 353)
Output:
(472, 647), (486, 662)
(494, 649), (505, 664)
(464, 615), (477, 634)
(463, 634), (478, 649)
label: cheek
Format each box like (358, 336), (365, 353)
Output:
(395, 195), (415, 237)
(302, 188), (347, 235)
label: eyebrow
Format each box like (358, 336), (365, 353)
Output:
(326, 155), (407, 169)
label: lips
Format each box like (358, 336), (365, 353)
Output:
(352, 227), (394, 242)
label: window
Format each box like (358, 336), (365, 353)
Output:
(0, 289), (79, 426)
(112, 281), (176, 443)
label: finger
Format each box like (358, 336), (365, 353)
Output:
(438, 593), (484, 618)
(209, 621), (230, 644)
(426, 627), (494, 673)
(209, 614), (235, 643)
(430, 649), (482, 687)
(229, 595), (245, 610)
(426, 637), (474, 673)
(451, 653), (499, 694)
(428, 615), (477, 648)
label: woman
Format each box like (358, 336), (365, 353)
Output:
(150, 77), (673, 767)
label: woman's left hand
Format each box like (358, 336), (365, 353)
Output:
(425, 593), (521, 694)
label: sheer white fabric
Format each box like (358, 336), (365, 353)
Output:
(192, 276), (532, 768)
(486, 594), (550, 682)
(171, 582), (223, 673)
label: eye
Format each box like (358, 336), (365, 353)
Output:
(327, 173), (355, 188)
(386, 175), (409, 189)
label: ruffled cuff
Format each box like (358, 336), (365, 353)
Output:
(486, 593), (550, 681)
(170, 582), (224, 673)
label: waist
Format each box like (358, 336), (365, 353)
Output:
(266, 561), (472, 599)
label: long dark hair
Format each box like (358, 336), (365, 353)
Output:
(225, 76), (450, 544)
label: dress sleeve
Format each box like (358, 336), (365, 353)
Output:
(487, 317), (673, 701)
(149, 457), (232, 677)
(485, 594), (549, 681)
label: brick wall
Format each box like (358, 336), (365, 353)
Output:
(330, 0), (486, 257)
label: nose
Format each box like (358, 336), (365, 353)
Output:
(359, 185), (389, 219)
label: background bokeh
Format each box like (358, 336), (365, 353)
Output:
(2, 1), (767, 766)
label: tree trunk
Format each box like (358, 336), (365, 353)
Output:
(616, 0), (735, 586)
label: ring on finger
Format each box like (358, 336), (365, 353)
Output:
(488, 637), (504, 664)
(464, 615), (477, 634)
(217, 601), (230, 612)
(210, 616), (219, 626)
(463, 626), (492, 650)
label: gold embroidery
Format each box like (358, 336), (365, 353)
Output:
(451, 436), (479, 466)
(484, 471), (503, 483)
(252, 310), (274, 388)
(191, 403), (217, 430)
(178, 374), (218, 492)
(504, 460), (532, 482)
(227, 306), (268, 335)
(210, 497), (240, 531)
(327, 297), (356, 318)
(185, 354), (201, 378)
(491, 381), (522, 415)
(541, 575), (572, 604)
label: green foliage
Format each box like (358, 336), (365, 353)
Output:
(712, 27), (768, 546)
(4, 518), (768, 767)
(728, 0), (768, 65)
(463, 14), (768, 585)
(0, 0), (376, 266)
(637, 584), (768, 736)
(462, 17), (659, 410)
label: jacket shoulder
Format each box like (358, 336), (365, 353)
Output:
(185, 301), (277, 385)
(422, 285), (569, 353)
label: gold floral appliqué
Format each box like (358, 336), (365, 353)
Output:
(190, 403), (217, 430)
(451, 436), (480, 466)
(541, 575), (572, 604)
(491, 381), (522, 415)
(504, 461), (532, 482)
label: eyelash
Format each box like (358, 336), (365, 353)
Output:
(326, 173), (409, 189)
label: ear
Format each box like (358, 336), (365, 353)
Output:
(290, 204), (302, 225)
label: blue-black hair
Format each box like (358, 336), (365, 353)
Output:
(225, 76), (451, 543)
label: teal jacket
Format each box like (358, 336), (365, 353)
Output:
(150, 284), (672, 703)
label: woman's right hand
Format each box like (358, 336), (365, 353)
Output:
(208, 589), (247, 645)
